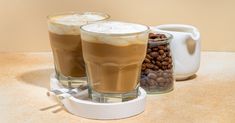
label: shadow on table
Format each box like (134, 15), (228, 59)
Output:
(18, 68), (66, 113)
(17, 68), (54, 89)
(176, 74), (197, 82)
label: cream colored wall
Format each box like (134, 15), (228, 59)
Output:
(0, 0), (234, 52)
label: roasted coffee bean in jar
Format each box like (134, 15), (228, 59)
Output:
(140, 32), (174, 93)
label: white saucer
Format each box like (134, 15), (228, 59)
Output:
(50, 73), (147, 120)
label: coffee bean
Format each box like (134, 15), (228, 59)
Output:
(156, 71), (162, 76)
(166, 47), (170, 52)
(147, 79), (155, 86)
(164, 57), (169, 61)
(146, 54), (153, 60)
(147, 48), (151, 53)
(165, 70), (173, 74)
(163, 47), (168, 51)
(146, 63), (154, 68)
(159, 82), (165, 87)
(156, 61), (162, 67)
(152, 48), (158, 51)
(168, 59), (172, 63)
(156, 77), (165, 83)
(162, 66), (167, 70)
(140, 78), (147, 86)
(157, 56), (162, 61)
(165, 78), (171, 84)
(141, 64), (146, 70)
(161, 53), (166, 58)
(160, 34), (167, 39)
(165, 52), (169, 56)
(153, 65), (159, 70)
(159, 50), (164, 55)
(163, 72), (169, 78)
(149, 33), (158, 39)
(158, 46), (165, 50)
(144, 58), (151, 63)
(168, 64), (173, 69)
(150, 52), (159, 58)
(148, 72), (157, 79)
(144, 69), (152, 75)
(162, 61), (168, 66)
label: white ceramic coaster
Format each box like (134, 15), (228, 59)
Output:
(49, 73), (147, 120)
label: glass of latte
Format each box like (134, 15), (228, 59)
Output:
(80, 21), (149, 102)
(47, 12), (109, 88)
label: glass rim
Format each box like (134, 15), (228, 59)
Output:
(47, 11), (110, 24)
(80, 21), (150, 37)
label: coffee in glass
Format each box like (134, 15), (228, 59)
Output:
(47, 12), (109, 88)
(80, 21), (149, 102)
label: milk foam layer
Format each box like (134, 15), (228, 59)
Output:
(48, 12), (108, 35)
(81, 21), (149, 46)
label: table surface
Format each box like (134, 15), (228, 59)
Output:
(0, 52), (235, 123)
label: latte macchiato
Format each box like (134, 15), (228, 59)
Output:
(80, 21), (149, 102)
(48, 12), (109, 87)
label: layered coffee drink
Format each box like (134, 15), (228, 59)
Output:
(47, 12), (109, 87)
(80, 21), (149, 102)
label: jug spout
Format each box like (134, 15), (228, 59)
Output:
(189, 26), (200, 41)
(153, 24), (200, 41)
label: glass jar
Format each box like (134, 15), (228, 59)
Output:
(140, 32), (174, 94)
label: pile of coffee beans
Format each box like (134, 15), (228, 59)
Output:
(140, 33), (174, 93)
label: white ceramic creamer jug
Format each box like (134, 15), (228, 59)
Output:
(151, 24), (201, 80)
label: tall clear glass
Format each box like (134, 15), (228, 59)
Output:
(80, 21), (149, 102)
(47, 12), (109, 88)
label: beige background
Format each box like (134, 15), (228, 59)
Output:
(0, 0), (234, 52)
